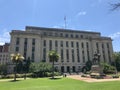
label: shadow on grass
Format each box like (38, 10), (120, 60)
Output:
(9, 80), (21, 82)
(49, 77), (62, 80)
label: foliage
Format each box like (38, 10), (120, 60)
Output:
(0, 64), (7, 76)
(29, 62), (52, 77)
(102, 63), (116, 74)
(112, 52), (120, 71)
(81, 60), (92, 73)
(48, 50), (60, 78)
(10, 53), (24, 81)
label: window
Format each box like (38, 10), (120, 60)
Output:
(60, 33), (63, 37)
(76, 42), (79, 48)
(55, 40), (58, 47)
(81, 35), (83, 38)
(81, 42), (84, 48)
(72, 49), (74, 62)
(43, 32), (47, 36)
(61, 41), (63, 47)
(66, 49), (69, 62)
(107, 43), (109, 48)
(15, 47), (19, 52)
(49, 40), (52, 50)
(61, 49), (64, 62)
(65, 34), (68, 37)
(31, 53), (34, 62)
(66, 41), (69, 47)
(32, 38), (35, 45)
(43, 40), (46, 47)
(71, 34), (73, 38)
(76, 34), (79, 38)
(16, 37), (20, 45)
(77, 49), (80, 62)
(86, 42), (89, 48)
(43, 48), (46, 61)
(32, 47), (35, 52)
(71, 41), (74, 47)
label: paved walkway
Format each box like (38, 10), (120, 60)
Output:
(67, 75), (120, 82)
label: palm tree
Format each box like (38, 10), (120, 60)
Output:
(10, 53), (24, 81)
(48, 50), (60, 79)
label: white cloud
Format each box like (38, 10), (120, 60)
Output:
(77, 11), (87, 16)
(0, 29), (10, 45)
(108, 32), (120, 39)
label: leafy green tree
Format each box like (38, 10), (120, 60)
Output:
(0, 64), (7, 76)
(85, 60), (92, 71)
(112, 52), (120, 71)
(48, 50), (60, 78)
(29, 62), (52, 77)
(10, 53), (24, 81)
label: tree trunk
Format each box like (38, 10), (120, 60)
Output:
(52, 60), (54, 79)
(14, 63), (17, 81)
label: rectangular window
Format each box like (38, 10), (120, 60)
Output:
(55, 40), (58, 47)
(81, 42), (84, 48)
(76, 42), (79, 48)
(43, 40), (46, 47)
(71, 41), (74, 47)
(32, 38), (35, 45)
(31, 53), (34, 62)
(66, 49), (69, 62)
(76, 35), (79, 38)
(24, 38), (28, 45)
(32, 47), (35, 52)
(71, 34), (73, 38)
(49, 40), (52, 50)
(77, 49), (80, 62)
(60, 33), (63, 37)
(43, 48), (46, 61)
(15, 47), (19, 52)
(107, 43), (109, 48)
(16, 37), (20, 45)
(72, 49), (74, 62)
(61, 49), (64, 62)
(66, 41), (69, 47)
(65, 34), (68, 37)
(61, 41), (63, 47)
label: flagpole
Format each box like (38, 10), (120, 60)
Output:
(64, 16), (66, 29)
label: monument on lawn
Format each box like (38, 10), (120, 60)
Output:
(91, 52), (104, 77)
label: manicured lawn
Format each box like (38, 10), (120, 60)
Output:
(0, 77), (120, 90)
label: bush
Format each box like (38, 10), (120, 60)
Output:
(112, 75), (119, 78)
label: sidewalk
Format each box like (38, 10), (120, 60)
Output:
(67, 75), (120, 82)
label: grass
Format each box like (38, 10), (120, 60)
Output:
(0, 77), (120, 90)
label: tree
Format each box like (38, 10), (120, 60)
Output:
(0, 64), (7, 76)
(48, 50), (60, 79)
(29, 62), (52, 77)
(110, 2), (120, 11)
(10, 53), (24, 81)
(112, 52), (120, 71)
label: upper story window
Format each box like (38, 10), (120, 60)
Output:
(55, 40), (58, 47)
(76, 42), (79, 48)
(66, 41), (69, 47)
(16, 37), (20, 45)
(81, 35), (83, 38)
(43, 32), (47, 36)
(81, 42), (84, 48)
(107, 43), (109, 49)
(60, 33), (63, 37)
(65, 34), (68, 38)
(43, 40), (46, 47)
(32, 38), (35, 45)
(24, 38), (28, 45)
(61, 41), (63, 47)
(76, 35), (79, 38)
(71, 34), (73, 38)
(71, 41), (74, 47)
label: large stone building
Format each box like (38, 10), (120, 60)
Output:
(10, 26), (113, 73)
(0, 43), (10, 64)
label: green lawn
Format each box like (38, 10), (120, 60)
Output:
(0, 77), (120, 90)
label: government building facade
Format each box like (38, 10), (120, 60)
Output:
(10, 26), (113, 73)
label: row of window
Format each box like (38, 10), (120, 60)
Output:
(43, 48), (88, 63)
(43, 32), (87, 39)
(43, 40), (87, 48)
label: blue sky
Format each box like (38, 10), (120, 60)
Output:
(0, 0), (120, 52)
